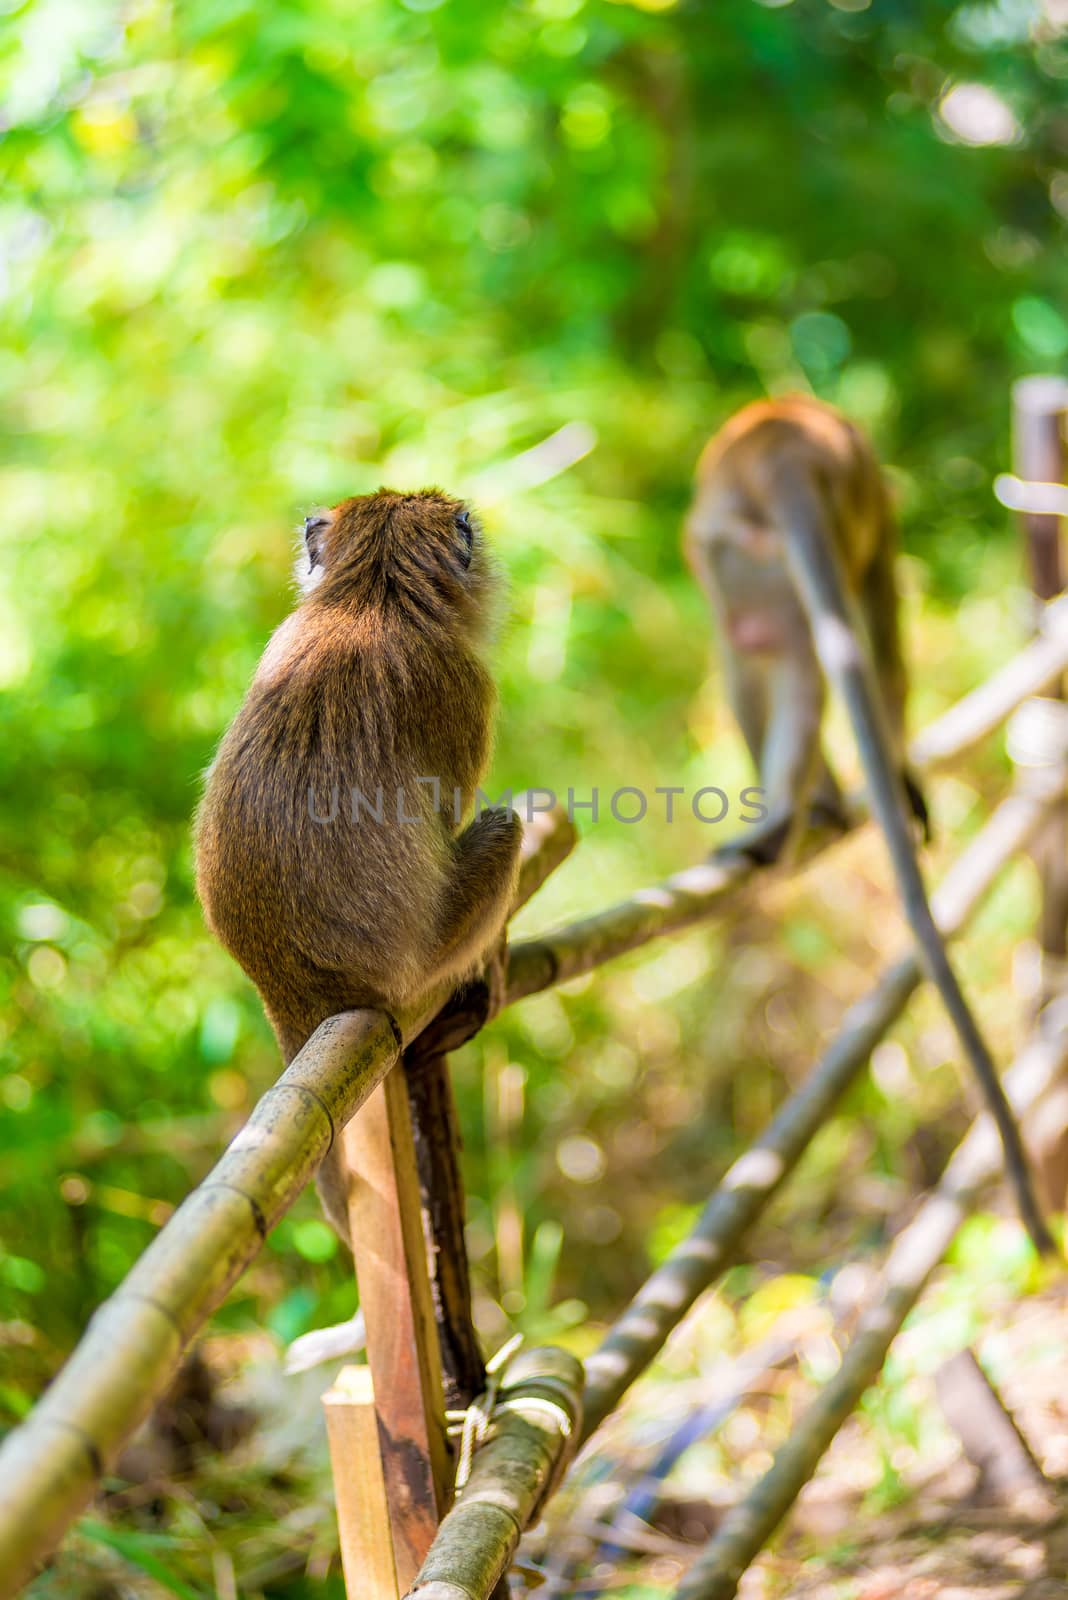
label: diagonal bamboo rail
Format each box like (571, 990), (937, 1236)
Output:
(673, 992), (1068, 1600)
(1, 612), (1065, 1595)
(579, 776), (1058, 1443)
(389, 778), (1059, 1600)
(0, 810), (574, 1600)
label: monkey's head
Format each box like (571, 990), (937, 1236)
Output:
(296, 488), (497, 634)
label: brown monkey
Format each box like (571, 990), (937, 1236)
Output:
(196, 489), (523, 1239)
(685, 395), (1051, 1253)
(685, 394), (926, 861)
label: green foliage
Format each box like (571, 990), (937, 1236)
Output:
(1, 0), (1066, 1587)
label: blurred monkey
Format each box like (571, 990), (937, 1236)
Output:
(685, 396), (1050, 1252)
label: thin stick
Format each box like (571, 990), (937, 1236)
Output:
(934, 1349), (1050, 1506)
(672, 995), (1068, 1600)
(401, 1346), (584, 1600)
(580, 784), (1053, 1443)
(323, 1365), (400, 1600)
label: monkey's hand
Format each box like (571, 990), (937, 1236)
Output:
(411, 932), (509, 1058)
(482, 925), (510, 1020)
(712, 799), (851, 869)
(712, 816), (792, 869)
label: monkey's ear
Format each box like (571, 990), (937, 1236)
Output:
(304, 514), (329, 569)
(455, 509), (473, 569)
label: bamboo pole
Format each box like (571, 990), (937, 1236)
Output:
(0, 639), (1054, 1590)
(323, 1365), (400, 1600)
(672, 993), (1068, 1600)
(0, 1009), (408, 1598)
(0, 807), (577, 1597)
(506, 599), (1068, 1008)
(579, 780), (1056, 1443)
(401, 1346), (584, 1600)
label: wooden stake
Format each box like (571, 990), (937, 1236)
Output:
(323, 1365), (400, 1600)
(345, 1069), (451, 1590)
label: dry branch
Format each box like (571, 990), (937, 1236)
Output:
(672, 994), (1068, 1600)
(580, 783), (1054, 1442)
(404, 1346), (584, 1600)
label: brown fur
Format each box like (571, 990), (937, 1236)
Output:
(195, 489), (522, 1235)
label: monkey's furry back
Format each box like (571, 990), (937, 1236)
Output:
(195, 491), (500, 1059)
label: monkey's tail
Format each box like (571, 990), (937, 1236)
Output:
(775, 465), (1054, 1256)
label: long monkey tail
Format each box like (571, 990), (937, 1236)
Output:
(774, 465), (1054, 1257)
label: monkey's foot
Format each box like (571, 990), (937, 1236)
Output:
(711, 801), (850, 869)
(712, 816), (792, 868)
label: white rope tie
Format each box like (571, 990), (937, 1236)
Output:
(446, 1333), (524, 1494)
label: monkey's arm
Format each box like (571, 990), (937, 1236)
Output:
(315, 807), (523, 1251)
(425, 806), (524, 987)
(778, 466), (1052, 1253)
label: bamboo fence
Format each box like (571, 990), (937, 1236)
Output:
(1, 546), (1068, 1597)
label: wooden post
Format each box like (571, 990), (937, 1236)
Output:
(1013, 377), (1068, 991)
(333, 802), (577, 1590)
(1012, 377), (1068, 1208)
(323, 1366), (400, 1600)
(344, 1070), (452, 1591)
(1014, 375), (1068, 606)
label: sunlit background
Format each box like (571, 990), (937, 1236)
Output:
(2, 0), (1068, 1593)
